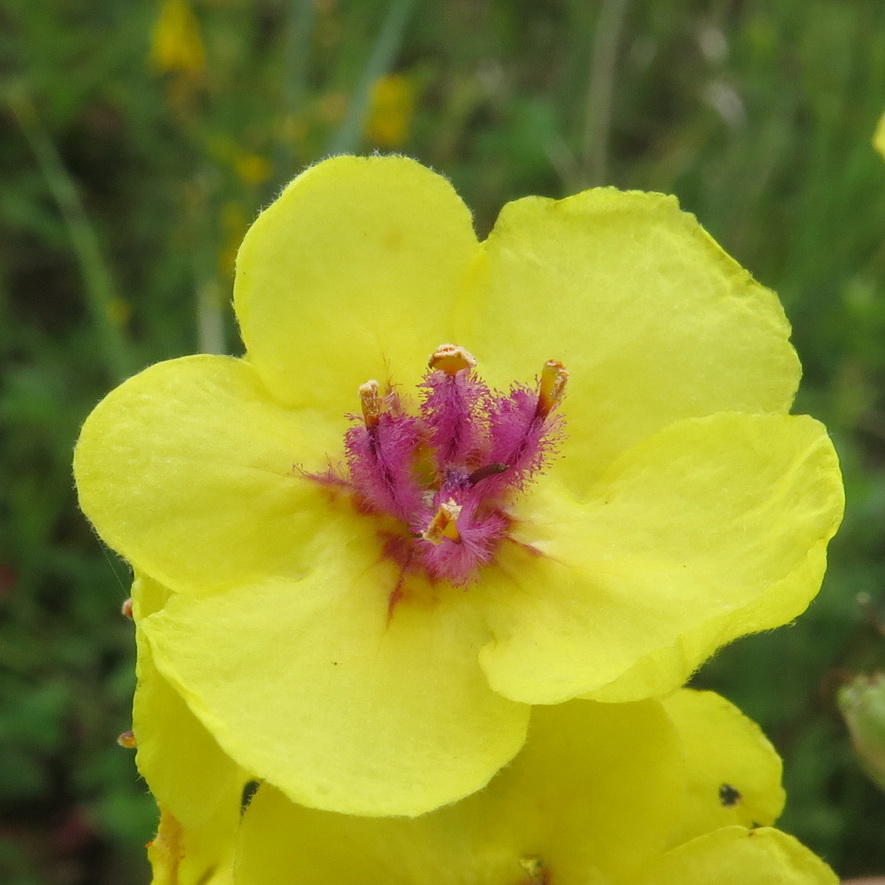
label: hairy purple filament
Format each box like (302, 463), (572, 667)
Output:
(340, 346), (566, 586)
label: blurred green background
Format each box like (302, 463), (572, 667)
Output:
(1, 0), (884, 882)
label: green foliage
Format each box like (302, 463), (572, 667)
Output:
(1, 0), (884, 881)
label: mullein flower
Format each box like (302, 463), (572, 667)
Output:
(135, 619), (835, 885)
(74, 155), (843, 816)
(234, 688), (836, 884)
(659, 689), (786, 847)
(128, 576), (241, 884)
(149, 0), (206, 76)
(364, 73), (416, 148)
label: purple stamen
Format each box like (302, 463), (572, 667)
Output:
(420, 346), (488, 470)
(345, 384), (423, 522)
(338, 346), (566, 587)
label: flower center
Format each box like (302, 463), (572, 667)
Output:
(319, 344), (567, 587)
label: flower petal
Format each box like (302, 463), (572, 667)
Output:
(233, 699), (683, 884)
(147, 804), (238, 885)
(131, 575), (250, 830)
(661, 689), (785, 847)
(477, 413), (843, 704)
(74, 355), (340, 595)
(509, 700), (684, 882)
(459, 189), (800, 489)
(234, 155), (481, 412)
(141, 554), (529, 817)
(636, 826), (838, 885)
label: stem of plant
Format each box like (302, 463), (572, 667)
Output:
(11, 95), (132, 383)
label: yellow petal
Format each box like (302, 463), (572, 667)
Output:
(132, 575), (250, 830)
(74, 355), (340, 595)
(234, 699), (682, 884)
(147, 803), (238, 885)
(460, 188), (800, 491)
(130, 572), (171, 621)
(234, 155), (480, 413)
(506, 700), (684, 882)
(141, 553), (529, 817)
(661, 689), (785, 847)
(477, 413), (843, 704)
(635, 826), (838, 885)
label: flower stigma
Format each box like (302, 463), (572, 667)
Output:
(316, 344), (567, 589)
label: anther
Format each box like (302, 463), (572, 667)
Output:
(421, 499), (462, 545)
(536, 360), (568, 418)
(428, 343), (477, 376)
(359, 380), (383, 429)
(121, 597), (133, 619)
(117, 730), (136, 749)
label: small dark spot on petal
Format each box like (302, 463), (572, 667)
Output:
(719, 783), (741, 806)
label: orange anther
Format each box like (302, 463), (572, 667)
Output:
(428, 343), (477, 376)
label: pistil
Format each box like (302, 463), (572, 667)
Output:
(422, 499), (462, 545)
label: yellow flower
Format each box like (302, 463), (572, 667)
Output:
(128, 577), (241, 884)
(133, 612), (835, 885)
(234, 689), (836, 884)
(149, 0), (206, 76)
(364, 73), (415, 148)
(147, 807), (235, 885)
(74, 155), (843, 816)
(233, 152), (273, 187)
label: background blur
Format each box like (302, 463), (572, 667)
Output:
(1, 0), (884, 882)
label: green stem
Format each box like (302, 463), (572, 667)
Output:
(11, 96), (132, 382)
(275, 0), (316, 182)
(582, 0), (631, 187)
(328, 0), (416, 155)
(196, 275), (226, 355)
